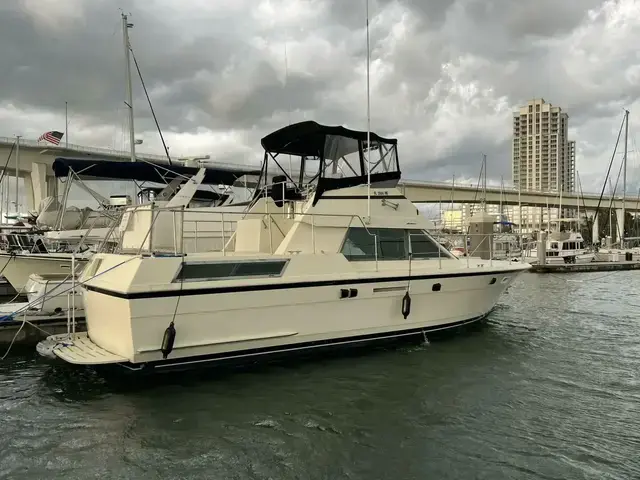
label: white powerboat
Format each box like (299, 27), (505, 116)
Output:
(523, 230), (595, 264)
(38, 121), (531, 373)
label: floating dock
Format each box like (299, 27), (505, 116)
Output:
(529, 261), (640, 274)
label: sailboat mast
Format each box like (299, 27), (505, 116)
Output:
(122, 13), (136, 163)
(15, 135), (20, 217)
(499, 175), (503, 234)
(576, 173), (580, 232)
(481, 154), (487, 213)
(559, 184), (563, 230)
(622, 109), (629, 247)
(518, 182), (522, 235)
(365, 0), (371, 218)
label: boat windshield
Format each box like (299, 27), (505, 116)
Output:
(253, 121), (400, 204)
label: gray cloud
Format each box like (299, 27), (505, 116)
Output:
(0, 0), (639, 197)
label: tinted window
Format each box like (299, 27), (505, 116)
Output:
(176, 260), (287, 282)
(376, 229), (406, 260)
(408, 230), (443, 259)
(341, 227), (446, 261)
(341, 228), (377, 260)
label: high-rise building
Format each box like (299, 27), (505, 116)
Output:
(512, 98), (575, 193)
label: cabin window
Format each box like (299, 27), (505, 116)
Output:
(550, 242), (558, 249)
(175, 260), (288, 282)
(341, 228), (404, 260)
(408, 230), (444, 258)
(341, 227), (448, 261)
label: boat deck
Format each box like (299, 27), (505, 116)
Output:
(50, 332), (127, 364)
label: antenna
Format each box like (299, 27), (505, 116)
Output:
(365, 0), (371, 218)
(65, 101), (68, 147)
(284, 42), (293, 178)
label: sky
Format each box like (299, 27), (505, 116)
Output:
(2, 0), (640, 198)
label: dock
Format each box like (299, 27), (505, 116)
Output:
(529, 261), (640, 274)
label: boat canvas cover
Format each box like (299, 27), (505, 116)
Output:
(52, 157), (261, 186)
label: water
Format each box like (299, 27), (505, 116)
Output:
(1, 272), (639, 479)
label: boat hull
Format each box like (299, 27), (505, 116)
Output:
(0, 253), (88, 292)
(41, 264), (525, 374)
(40, 312), (490, 376)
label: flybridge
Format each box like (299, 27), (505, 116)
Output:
(257, 120), (401, 203)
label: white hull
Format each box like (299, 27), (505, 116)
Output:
(48, 257), (525, 371)
(0, 253), (88, 292)
(25, 273), (83, 315)
(524, 252), (595, 265)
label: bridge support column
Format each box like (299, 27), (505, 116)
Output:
(592, 211), (599, 245)
(47, 176), (57, 201)
(616, 208), (625, 246)
(537, 231), (547, 265)
(25, 162), (48, 212)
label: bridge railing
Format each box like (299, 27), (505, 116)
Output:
(399, 178), (605, 197)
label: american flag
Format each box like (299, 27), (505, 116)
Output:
(37, 130), (64, 145)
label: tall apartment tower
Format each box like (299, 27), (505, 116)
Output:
(512, 98), (575, 192)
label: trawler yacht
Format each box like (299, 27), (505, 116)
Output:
(38, 121), (531, 373)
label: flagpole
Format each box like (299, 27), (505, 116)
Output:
(65, 101), (68, 147)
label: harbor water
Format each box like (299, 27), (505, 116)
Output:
(0, 271), (638, 479)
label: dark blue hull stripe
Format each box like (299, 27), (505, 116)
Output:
(85, 269), (516, 299)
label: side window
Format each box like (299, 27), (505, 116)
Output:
(376, 229), (406, 260)
(341, 227), (405, 261)
(408, 230), (444, 259)
(176, 260), (287, 282)
(341, 228), (447, 261)
(341, 228), (377, 260)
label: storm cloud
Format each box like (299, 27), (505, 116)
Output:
(1, 0), (640, 193)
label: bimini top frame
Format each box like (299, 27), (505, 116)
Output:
(257, 120), (401, 204)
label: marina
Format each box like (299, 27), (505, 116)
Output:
(1, 2), (639, 478)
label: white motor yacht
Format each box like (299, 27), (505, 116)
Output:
(38, 121), (531, 374)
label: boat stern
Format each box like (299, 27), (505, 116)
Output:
(37, 332), (128, 365)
